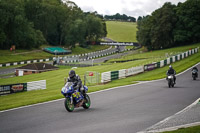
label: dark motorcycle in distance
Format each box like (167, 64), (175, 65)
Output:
(61, 82), (91, 112)
(167, 75), (175, 88)
(192, 70), (198, 80)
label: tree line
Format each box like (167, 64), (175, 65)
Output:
(137, 0), (200, 50)
(0, 0), (107, 49)
(104, 13), (136, 22)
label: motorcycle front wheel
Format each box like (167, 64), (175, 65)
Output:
(64, 97), (74, 112)
(168, 80), (171, 88)
(172, 83), (174, 87)
(83, 94), (91, 109)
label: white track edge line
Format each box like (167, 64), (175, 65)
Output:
(147, 122), (200, 133)
(138, 98), (200, 133)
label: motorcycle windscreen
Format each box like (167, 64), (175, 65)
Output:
(61, 87), (67, 94)
(192, 70), (197, 73)
(61, 82), (74, 94)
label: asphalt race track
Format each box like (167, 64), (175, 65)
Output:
(0, 68), (15, 75)
(0, 64), (200, 133)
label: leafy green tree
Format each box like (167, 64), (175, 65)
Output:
(174, 0), (200, 45)
(137, 0), (200, 50)
(137, 16), (143, 22)
(150, 2), (177, 49)
(0, 0), (45, 49)
(0, 0), (107, 49)
(68, 19), (86, 48)
(137, 2), (177, 50)
(137, 16), (152, 50)
(0, 1), (9, 48)
(105, 13), (136, 22)
(85, 14), (106, 42)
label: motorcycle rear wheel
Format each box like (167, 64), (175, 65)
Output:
(83, 94), (91, 109)
(65, 98), (74, 112)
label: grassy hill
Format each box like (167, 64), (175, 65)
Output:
(106, 21), (137, 42)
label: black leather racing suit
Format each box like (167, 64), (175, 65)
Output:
(192, 67), (198, 77)
(67, 74), (82, 91)
(67, 74), (86, 97)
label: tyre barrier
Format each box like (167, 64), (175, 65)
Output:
(101, 47), (199, 83)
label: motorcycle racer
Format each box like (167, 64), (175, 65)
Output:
(166, 65), (176, 84)
(67, 70), (86, 97)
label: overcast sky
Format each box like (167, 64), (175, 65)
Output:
(70, 0), (186, 18)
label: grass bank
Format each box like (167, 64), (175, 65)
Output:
(163, 125), (200, 133)
(0, 43), (199, 111)
(0, 45), (109, 64)
(108, 44), (199, 63)
(106, 21), (137, 42)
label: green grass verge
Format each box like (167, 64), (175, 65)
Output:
(0, 43), (199, 111)
(163, 125), (200, 133)
(126, 46), (136, 50)
(108, 44), (200, 63)
(106, 21), (137, 42)
(0, 50), (52, 64)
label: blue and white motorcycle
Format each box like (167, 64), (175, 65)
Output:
(61, 82), (91, 112)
